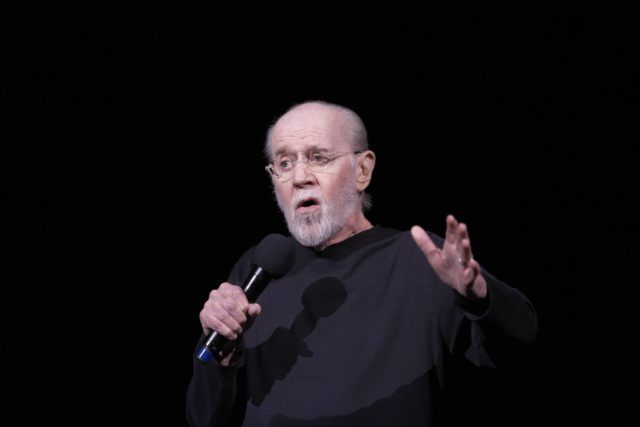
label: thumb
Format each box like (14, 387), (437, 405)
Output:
(247, 303), (262, 318)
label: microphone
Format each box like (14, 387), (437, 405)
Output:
(195, 233), (295, 363)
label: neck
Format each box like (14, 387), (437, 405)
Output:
(316, 211), (372, 251)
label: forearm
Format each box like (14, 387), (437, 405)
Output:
(464, 273), (538, 344)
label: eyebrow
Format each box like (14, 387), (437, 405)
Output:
(273, 145), (331, 157)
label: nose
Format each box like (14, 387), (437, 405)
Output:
(291, 159), (316, 186)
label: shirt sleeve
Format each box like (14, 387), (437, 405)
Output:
(449, 268), (538, 368)
(186, 336), (245, 427)
(421, 231), (538, 369)
(185, 247), (256, 426)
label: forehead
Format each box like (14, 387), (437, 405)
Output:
(269, 107), (349, 155)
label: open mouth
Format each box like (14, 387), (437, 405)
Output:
(296, 197), (320, 213)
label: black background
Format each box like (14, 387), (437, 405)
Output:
(4, 12), (639, 426)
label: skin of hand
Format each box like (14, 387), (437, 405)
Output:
(199, 282), (262, 366)
(410, 214), (488, 300)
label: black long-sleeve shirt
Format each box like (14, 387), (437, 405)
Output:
(186, 226), (537, 426)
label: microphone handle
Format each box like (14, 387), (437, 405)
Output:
(242, 266), (270, 301)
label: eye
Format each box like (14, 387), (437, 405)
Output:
(278, 159), (293, 170)
(309, 153), (330, 166)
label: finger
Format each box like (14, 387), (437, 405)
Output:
(457, 222), (468, 242)
(200, 306), (237, 339)
(411, 225), (439, 260)
(222, 298), (248, 326)
(210, 320), (239, 340)
(209, 306), (243, 338)
(446, 215), (458, 244)
(224, 285), (251, 312)
(468, 258), (481, 276)
(216, 284), (251, 318)
(461, 238), (473, 265)
(199, 309), (212, 335)
(461, 266), (477, 289)
(207, 288), (246, 315)
(247, 303), (262, 318)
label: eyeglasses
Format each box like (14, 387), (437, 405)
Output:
(265, 150), (362, 181)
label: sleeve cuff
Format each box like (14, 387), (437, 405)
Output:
(454, 287), (491, 318)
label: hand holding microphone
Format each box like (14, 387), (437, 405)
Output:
(197, 282), (260, 363)
(196, 234), (295, 363)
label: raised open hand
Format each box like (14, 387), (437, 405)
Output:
(411, 214), (487, 299)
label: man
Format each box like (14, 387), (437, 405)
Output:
(186, 101), (537, 426)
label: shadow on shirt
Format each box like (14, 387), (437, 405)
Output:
(245, 276), (348, 406)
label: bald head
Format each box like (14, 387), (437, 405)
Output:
(264, 101), (368, 161)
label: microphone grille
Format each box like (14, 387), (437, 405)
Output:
(252, 233), (295, 278)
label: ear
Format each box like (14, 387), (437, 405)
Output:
(356, 150), (376, 192)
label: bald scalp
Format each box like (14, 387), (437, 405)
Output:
(264, 101), (368, 161)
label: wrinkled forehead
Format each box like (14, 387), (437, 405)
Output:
(269, 108), (350, 156)
(271, 130), (344, 157)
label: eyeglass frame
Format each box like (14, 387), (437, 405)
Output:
(265, 150), (363, 181)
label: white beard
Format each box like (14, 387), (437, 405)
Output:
(277, 185), (361, 248)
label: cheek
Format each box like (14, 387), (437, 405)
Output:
(274, 184), (290, 206)
(325, 169), (353, 193)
